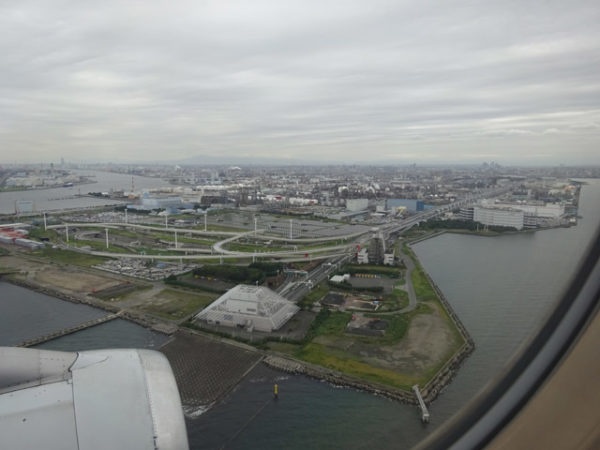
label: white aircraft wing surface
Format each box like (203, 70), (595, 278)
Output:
(0, 347), (189, 450)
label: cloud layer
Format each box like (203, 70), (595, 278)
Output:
(1, 0), (599, 164)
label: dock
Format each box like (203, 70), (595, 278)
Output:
(413, 384), (430, 423)
(17, 313), (121, 347)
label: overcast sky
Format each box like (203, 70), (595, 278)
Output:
(1, 0), (599, 165)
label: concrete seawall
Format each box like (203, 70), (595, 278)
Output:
(263, 355), (418, 404)
(2, 276), (177, 337)
(418, 269), (475, 403)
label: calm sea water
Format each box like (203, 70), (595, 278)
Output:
(1, 179), (598, 449)
(0, 283), (169, 350)
(0, 170), (170, 214)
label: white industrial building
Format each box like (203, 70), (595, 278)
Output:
(383, 252), (395, 265)
(346, 198), (369, 211)
(473, 206), (525, 230)
(330, 274), (350, 283)
(491, 202), (564, 218)
(357, 248), (369, 264)
(194, 285), (299, 332)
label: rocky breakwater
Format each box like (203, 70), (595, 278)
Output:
(417, 267), (475, 403)
(263, 355), (417, 404)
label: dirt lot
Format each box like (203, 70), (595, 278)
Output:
(136, 288), (218, 321)
(348, 277), (396, 293)
(314, 302), (460, 377)
(34, 268), (121, 293)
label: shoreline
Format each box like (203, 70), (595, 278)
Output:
(406, 221), (578, 245)
(2, 276), (177, 336)
(0, 178), (96, 194)
(2, 237), (474, 407)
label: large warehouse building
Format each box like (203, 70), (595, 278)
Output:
(473, 206), (525, 230)
(194, 285), (299, 333)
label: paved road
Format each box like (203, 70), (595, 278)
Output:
(397, 250), (417, 313)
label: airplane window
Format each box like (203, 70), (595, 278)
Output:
(0, 1), (598, 449)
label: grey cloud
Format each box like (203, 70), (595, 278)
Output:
(0, 0), (599, 164)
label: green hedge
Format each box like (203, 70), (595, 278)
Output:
(328, 280), (384, 293)
(192, 264), (266, 284)
(164, 277), (227, 294)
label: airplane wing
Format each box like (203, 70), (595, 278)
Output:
(0, 347), (189, 450)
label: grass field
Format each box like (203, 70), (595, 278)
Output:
(379, 288), (409, 311)
(138, 288), (218, 320)
(296, 343), (422, 390)
(71, 240), (131, 254)
(290, 290), (455, 390)
(35, 247), (110, 267)
(27, 227), (60, 242)
(299, 281), (329, 308)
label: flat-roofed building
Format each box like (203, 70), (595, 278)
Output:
(473, 206), (524, 230)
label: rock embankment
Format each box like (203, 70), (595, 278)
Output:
(263, 355), (417, 404)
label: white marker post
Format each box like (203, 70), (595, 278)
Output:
(174, 230), (178, 248)
(66, 225), (69, 242)
(105, 228), (109, 248)
(254, 216), (258, 236)
(43, 212), (47, 231)
(165, 214), (168, 229)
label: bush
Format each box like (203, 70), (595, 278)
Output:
(418, 219), (517, 233)
(328, 280), (384, 293)
(192, 264), (266, 284)
(248, 261), (283, 276)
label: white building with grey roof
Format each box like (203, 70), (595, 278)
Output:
(194, 285), (299, 332)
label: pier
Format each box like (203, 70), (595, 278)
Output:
(413, 384), (430, 423)
(17, 313), (121, 347)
